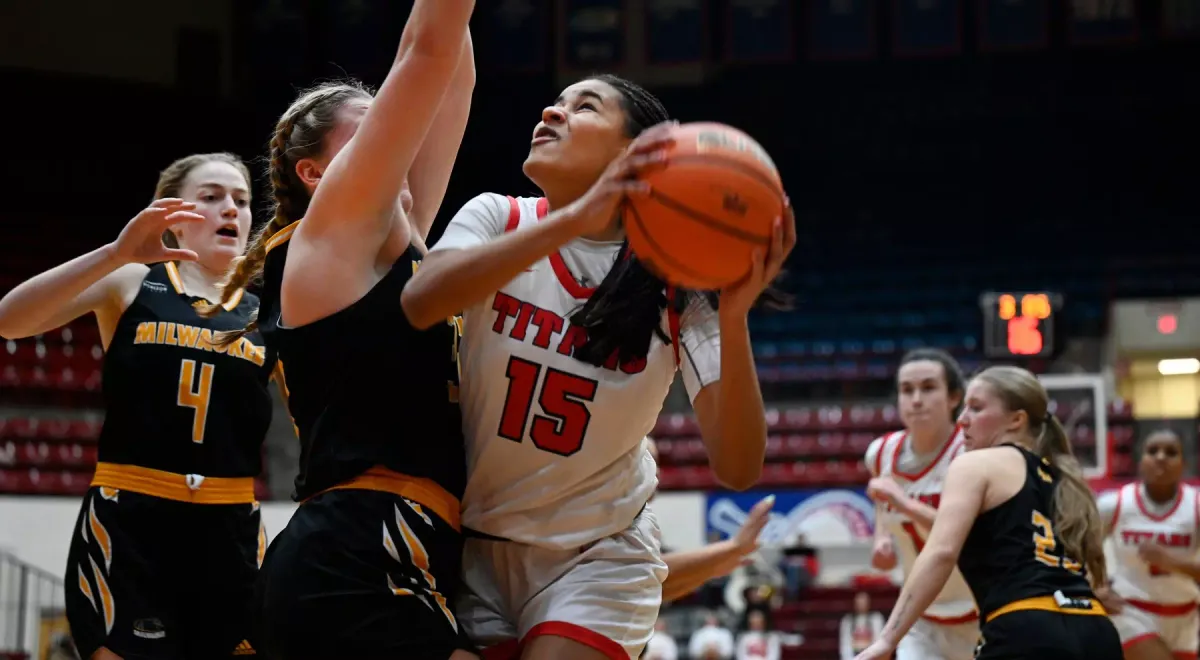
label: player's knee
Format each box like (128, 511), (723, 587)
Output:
(90, 648), (124, 660)
(1123, 634), (1174, 660)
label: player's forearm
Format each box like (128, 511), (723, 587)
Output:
(1165, 555), (1200, 580)
(896, 498), (937, 532)
(704, 314), (766, 491)
(406, 33), (476, 240)
(878, 546), (956, 647)
(874, 502), (890, 542)
(402, 212), (581, 329)
(661, 540), (743, 603)
(0, 244), (121, 339)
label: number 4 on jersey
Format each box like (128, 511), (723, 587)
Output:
(178, 359), (215, 444)
(498, 356), (598, 457)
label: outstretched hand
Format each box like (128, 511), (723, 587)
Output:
(111, 198), (205, 265)
(732, 494), (775, 560)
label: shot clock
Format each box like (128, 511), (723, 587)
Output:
(980, 292), (1062, 358)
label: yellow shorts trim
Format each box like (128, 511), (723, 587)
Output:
(91, 462), (256, 505)
(308, 466), (461, 532)
(986, 595), (1108, 623)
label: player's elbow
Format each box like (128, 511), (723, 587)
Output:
(711, 461), (761, 491)
(921, 543), (959, 568)
(399, 278), (444, 331)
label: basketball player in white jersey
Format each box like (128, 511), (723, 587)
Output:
(863, 348), (979, 660)
(1095, 429), (1200, 660)
(403, 75), (795, 659)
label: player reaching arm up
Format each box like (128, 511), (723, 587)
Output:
(202, 3), (481, 659)
(281, 0), (474, 324)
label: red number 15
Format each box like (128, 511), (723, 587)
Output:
(498, 356), (598, 457)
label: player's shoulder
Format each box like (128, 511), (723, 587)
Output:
(466, 192), (523, 216)
(865, 431), (900, 475)
(1094, 487), (1121, 512)
(945, 445), (1003, 480)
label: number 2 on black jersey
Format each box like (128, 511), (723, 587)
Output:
(1032, 509), (1083, 573)
(178, 359), (215, 443)
(498, 355), (598, 457)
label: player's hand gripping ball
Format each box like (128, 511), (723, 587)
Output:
(624, 122), (786, 290)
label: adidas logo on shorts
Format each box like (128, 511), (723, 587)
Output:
(233, 639), (256, 655)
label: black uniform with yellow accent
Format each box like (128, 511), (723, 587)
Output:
(65, 262), (275, 660)
(252, 222), (469, 660)
(958, 444), (1121, 660)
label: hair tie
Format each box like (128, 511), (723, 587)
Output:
(1044, 411), (1055, 424)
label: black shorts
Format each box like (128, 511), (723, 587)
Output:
(253, 489), (470, 660)
(975, 610), (1123, 660)
(64, 487), (264, 660)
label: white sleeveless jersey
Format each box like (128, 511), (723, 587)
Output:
(867, 428), (977, 619)
(430, 194), (722, 549)
(1101, 483), (1200, 606)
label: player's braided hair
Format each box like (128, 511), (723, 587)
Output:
(204, 81), (374, 347)
(568, 74), (792, 368)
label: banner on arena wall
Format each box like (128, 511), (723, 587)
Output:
(893, 0), (961, 56)
(808, 0), (875, 60)
(979, 0), (1049, 51)
(726, 0), (793, 63)
(481, 0), (548, 73)
(645, 0), (706, 66)
(561, 0), (626, 70)
(1162, 0), (1200, 37)
(1069, 0), (1138, 44)
(706, 488), (875, 547)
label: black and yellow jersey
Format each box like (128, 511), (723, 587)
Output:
(258, 223), (466, 513)
(958, 443), (1099, 620)
(96, 262), (275, 479)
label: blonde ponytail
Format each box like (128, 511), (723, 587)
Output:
(1037, 414), (1108, 587)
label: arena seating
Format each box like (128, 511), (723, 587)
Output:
(776, 585), (900, 659)
(651, 399), (1137, 491)
(0, 308), (1140, 496)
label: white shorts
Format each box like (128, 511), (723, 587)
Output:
(457, 507), (667, 660)
(895, 617), (980, 660)
(1110, 604), (1200, 654)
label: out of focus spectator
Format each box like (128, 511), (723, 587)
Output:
(839, 591), (885, 660)
(735, 610), (782, 660)
(780, 531), (818, 599)
(688, 611), (735, 659)
(645, 619), (678, 660)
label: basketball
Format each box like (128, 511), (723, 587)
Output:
(625, 122), (785, 290)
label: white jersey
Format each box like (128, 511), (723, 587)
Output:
(1100, 482), (1200, 607)
(867, 428), (977, 620)
(430, 194), (721, 549)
